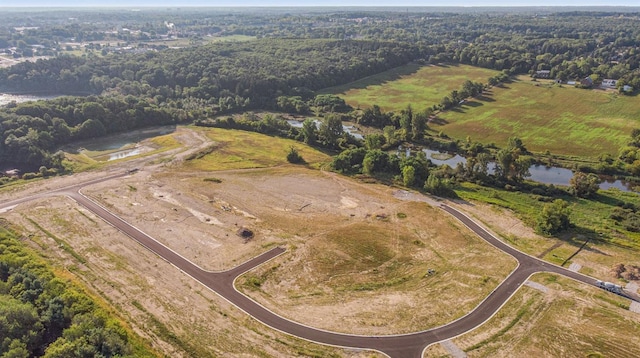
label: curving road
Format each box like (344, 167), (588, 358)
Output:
(1, 172), (637, 358)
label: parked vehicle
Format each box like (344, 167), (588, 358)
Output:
(596, 280), (623, 294)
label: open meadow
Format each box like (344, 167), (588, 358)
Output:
(424, 273), (640, 358)
(437, 77), (640, 157)
(324, 63), (499, 112)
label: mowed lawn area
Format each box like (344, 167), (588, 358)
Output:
(324, 63), (499, 112)
(437, 77), (640, 157)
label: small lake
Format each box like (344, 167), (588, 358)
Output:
(420, 148), (636, 192)
(72, 126), (175, 162)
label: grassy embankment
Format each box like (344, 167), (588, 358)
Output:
(424, 273), (640, 358)
(438, 76), (640, 158)
(456, 182), (640, 274)
(324, 63), (498, 112)
(182, 126), (332, 171)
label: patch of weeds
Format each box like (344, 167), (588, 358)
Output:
(397, 212), (407, 219)
(25, 217), (87, 265)
(244, 274), (264, 289)
(412, 239), (425, 247)
(203, 177), (222, 183)
(185, 144), (218, 161)
(594, 294), (630, 310)
(127, 185), (137, 192)
(296, 347), (341, 358)
(347, 276), (411, 292)
(74, 208), (97, 224)
(132, 300), (208, 357)
(466, 297), (535, 352)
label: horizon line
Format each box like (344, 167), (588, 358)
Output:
(2, 5), (640, 8)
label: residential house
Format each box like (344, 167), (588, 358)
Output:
(601, 79), (617, 89)
(535, 70), (551, 79)
(581, 76), (593, 87)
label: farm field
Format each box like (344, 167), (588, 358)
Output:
(324, 63), (499, 112)
(424, 273), (640, 358)
(437, 77), (640, 157)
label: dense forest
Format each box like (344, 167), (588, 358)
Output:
(1, 8), (639, 174)
(0, 222), (153, 357)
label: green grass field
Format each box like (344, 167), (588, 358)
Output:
(184, 127), (331, 171)
(437, 77), (640, 157)
(324, 63), (499, 112)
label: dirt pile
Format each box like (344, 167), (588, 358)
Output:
(611, 263), (640, 281)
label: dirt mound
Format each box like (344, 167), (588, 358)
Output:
(611, 263), (640, 281)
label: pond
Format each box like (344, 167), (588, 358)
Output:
(419, 148), (636, 192)
(70, 126), (176, 162)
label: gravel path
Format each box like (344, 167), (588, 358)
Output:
(440, 340), (467, 358)
(524, 280), (549, 293)
(568, 262), (582, 272)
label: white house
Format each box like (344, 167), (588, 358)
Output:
(602, 79), (617, 88)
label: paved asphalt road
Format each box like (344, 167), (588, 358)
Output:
(1, 173), (637, 358)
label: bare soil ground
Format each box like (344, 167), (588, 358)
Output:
(3, 125), (634, 357)
(2, 127), (382, 357)
(81, 161), (515, 335)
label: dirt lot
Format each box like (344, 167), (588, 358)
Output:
(3, 125), (633, 356)
(2, 127), (385, 357)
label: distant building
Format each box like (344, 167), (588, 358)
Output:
(623, 85), (633, 92)
(535, 70), (551, 79)
(567, 81), (577, 85)
(601, 79), (617, 88)
(581, 76), (594, 87)
(4, 169), (20, 177)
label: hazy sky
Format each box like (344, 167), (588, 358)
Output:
(2, 0), (639, 6)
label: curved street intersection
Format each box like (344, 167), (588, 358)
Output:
(1, 172), (637, 358)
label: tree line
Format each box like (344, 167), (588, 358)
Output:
(0, 224), (153, 358)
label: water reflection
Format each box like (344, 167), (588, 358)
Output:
(108, 148), (141, 161)
(420, 148), (635, 192)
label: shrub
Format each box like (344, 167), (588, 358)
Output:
(286, 146), (305, 164)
